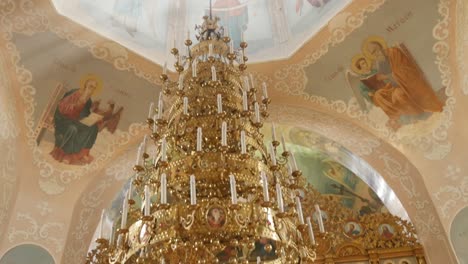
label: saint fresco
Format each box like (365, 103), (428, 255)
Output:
(345, 36), (444, 130)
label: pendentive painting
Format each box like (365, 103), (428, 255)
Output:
(303, 0), (447, 133)
(13, 32), (159, 168)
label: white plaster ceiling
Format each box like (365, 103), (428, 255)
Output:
(51, 0), (351, 66)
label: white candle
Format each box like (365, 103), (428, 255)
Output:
(98, 209), (105, 238)
(152, 114), (158, 133)
(242, 91), (248, 111)
(269, 143), (277, 166)
(217, 94), (222, 114)
(306, 217), (316, 245)
(295, 196), (305, 225)
(121, 193), (129, 229)
(276, 183), (284, 213)
(281, 134), (287, 153)
(241, 31), (245, 42)
(257, 256), (261, 264)
(109, 220), (115, 243)
(221, 122), (227, 146)
(148, 102), (154, 118)
(183, 97), (188, 115)
(209, 43), (213, 57)
(211, 66), (217, 81)
(161, 259), (165, 264)
(196, 127), (202, 152)
(249, 73), (255, 88)
(161, 137), (167, 162)
(240, 131), (246, 154)
(160, 173), (167, 204)
(271, 123), (277, 142)
(262, 82), (268, 98)
(261, 171), (270, 202)
(190, 175), (197, 205)
(229, 174), (238, 204)
(291, 152), (298, 171)
(315, 204), (325, 233)
(135, 144), (142, 165)
(178, 74), (184, 90)
(254, 102), (260, 123)
(192, 60), (197, 77)
(187, 29), (190, 40)
(128, 180), (133, 200)
(139, 247), (145, 258)
(142, 135), (148, 154)
(243, 76), (250, 91)
(157, 92), (163, 119)
(224, 27), (229, 37)
(163, 61), (167, 75)
(230, 41), (234, 53)
(144, 185), (151, 216)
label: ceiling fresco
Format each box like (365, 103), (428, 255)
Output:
(11, 31), (160, 193)
(305, 0), (448, 131)
(51, 0), (351, 65)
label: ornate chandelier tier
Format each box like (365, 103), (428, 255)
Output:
(86, 11), (327, 264)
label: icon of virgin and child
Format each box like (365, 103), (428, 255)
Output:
(346, 36), (444, 130)
(50, 74), (123, 165)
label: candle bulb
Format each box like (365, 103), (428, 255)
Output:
(229, 41), (234, 53)
(135, 144), (142, 166)
(160, 173), (167, 204)
(217, 94), (222, 114)
(281, 133), (287, 153)
(315, 204), (325, 233)
(190, 175), (197, 205)
(98, 209), (105, 238)
(261, 171), (270, 202)
(152, 114), (158, 133)
(148, 102), (154, 118)
(276, 183), (284, 213)
(163, 61), (167, 75)
(242, 91), (248, 111)
(271, 123), (277, 142)
(249, 73), (255, 88)
(209, 43), (213, 57)
(262, 82), (268, 99)
(144, 185), (151, 216)
(178, 74), (184, 90)
(221, 122), (227, 146)
(254, 102), (260, 123)
(295, 196), (305, 225)
(306, 217), (316, 245)
(157, 92), (163, 119)
(121, 192), (129, 229)
(240, 130), (246, 154)
(291, 152), (298, 171)
(229, 174), (237, 204)
(192, 60), (197, 77)
(196, 127), (202, 152)
(211, 66), (217, 81)
(183, 97), (188, 115)
(269, 143), (277, 166)
(161, 137), (167, 162)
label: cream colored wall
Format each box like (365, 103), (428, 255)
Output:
(0, 0), (466, 263)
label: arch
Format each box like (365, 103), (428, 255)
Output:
(450, 206), (468, 263)
(0, 244), (55, 264)
(62, 105), (457, 263)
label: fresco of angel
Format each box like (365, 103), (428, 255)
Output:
(345, 36), (444, 130)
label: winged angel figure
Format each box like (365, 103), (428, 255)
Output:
(345, 36), (444, 130)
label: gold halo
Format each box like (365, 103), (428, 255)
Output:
(362, 35), (388, 60)
(350, 54), (372, 75)
(79, 74), (103, 97)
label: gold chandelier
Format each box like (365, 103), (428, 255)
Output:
(86, 11), (328, 264)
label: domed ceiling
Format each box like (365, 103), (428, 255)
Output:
(50, 0), (351, 65)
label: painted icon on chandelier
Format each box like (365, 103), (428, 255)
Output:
(378, 223), (396, 240)
(343, 220), (364, 238)
(345, 35), (445, 130)
(39, 74), (123, 165)
(207, 206), (227, 229)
